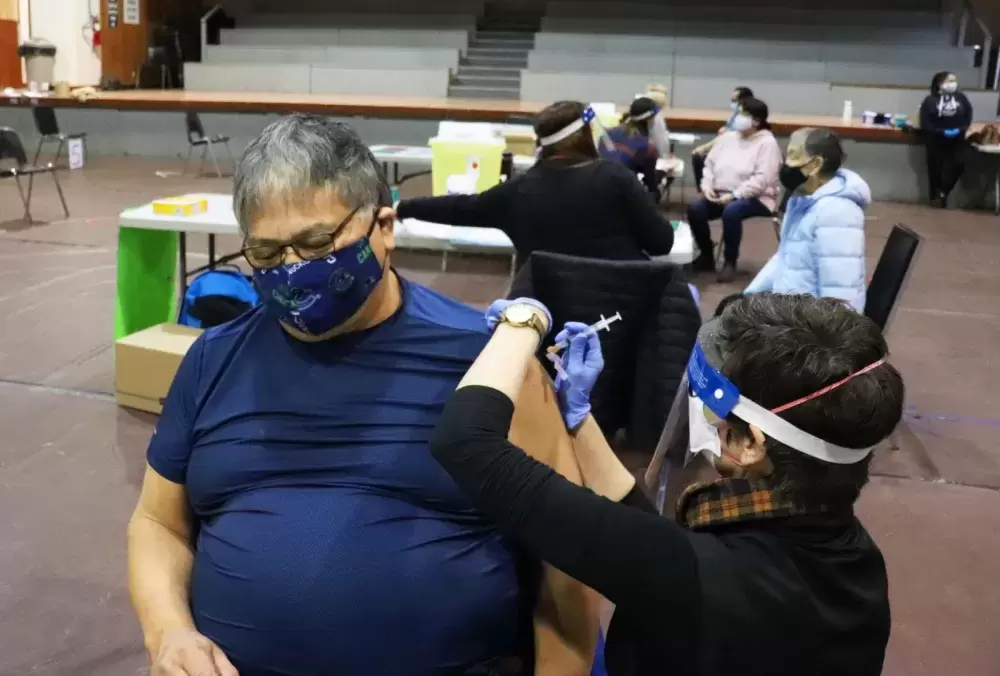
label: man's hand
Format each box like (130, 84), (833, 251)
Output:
(703, 186), (718, 202)
(716, 193), (734, 205)
(151, 628), (239, 676)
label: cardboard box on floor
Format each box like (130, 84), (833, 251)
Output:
(115, 323), (202, 414)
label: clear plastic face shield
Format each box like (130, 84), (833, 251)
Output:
(647, 319), (886, 513)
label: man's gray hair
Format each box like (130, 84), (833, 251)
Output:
(233, 114), (390, 235)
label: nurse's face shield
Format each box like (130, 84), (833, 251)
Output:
(687, 319), (887, 466)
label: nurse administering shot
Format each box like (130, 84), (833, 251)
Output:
(430, 292), (904, 676)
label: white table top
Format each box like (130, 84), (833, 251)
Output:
(119, 193), (240, 236)
(369, 144), (535, 170)
(118, 193), (693, 264)
(974, 144), (1000, 155)
(667, 132), (700, 145)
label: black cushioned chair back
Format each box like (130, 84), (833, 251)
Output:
(511, 251), (699, 453)
(865, 224), (921, 332)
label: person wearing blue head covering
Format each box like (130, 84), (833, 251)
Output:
(745, 128), (870, 311)
(600, 96), (667, 197)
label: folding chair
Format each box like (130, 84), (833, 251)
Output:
(865, 224), (922, 450)
(183, 112), (235, 178)
(0, 127), (70, 222)
(32, 107), (87, 166)
(865, 224), (922, 332)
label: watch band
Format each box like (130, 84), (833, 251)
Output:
(500, 303), (548, 337)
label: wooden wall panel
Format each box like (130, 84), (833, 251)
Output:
(100, 0), (148, 85)
(0, 0), (17, 22)
(0, 19), (21, 88)
(100, 0), (201, 85)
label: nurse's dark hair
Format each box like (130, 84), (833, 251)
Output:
(930, 71), (952, 95)
(620, 96), (658, 135)
(804, 128), (845, 177)
(534, 100), (599, 163)
(716, 293), (905, 510)
(733, 86), (754, 101)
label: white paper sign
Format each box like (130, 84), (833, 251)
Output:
(68, 138), (85, 170)
(124, 0), (140, 25)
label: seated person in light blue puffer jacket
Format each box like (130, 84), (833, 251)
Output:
(746, 128), (870, 311)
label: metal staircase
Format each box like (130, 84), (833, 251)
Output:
(448, 6), (542, 100)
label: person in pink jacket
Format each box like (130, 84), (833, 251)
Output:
(688, 97), (782, 283)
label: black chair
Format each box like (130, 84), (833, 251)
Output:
(865, 224), (922, 332)
(510, 251), (701, 461)
(865, 224), (921, 450)
(0, 127), (69, 222)
(32, 107), (87, 166)
(184, 112), (234, 178)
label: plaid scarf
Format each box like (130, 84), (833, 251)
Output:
(676, 476), (811, 530)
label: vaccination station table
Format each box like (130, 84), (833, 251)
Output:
(115, 193), (696, 340)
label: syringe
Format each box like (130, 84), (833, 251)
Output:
(546, 351), (569, 381)
(546, 312), (623, 354)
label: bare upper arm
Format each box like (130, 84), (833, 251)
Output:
(509, 359), (584, 485)
(509, 359), (598, 674)
(131, 464), (193, 542)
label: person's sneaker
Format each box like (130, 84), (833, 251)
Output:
(717, 261), (737, 283)
(692, 252), (716, 273)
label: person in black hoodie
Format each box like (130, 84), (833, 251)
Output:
(396, 101), (674, 270)
(920, 71), (973, 208)
(431, 292), (903, 676)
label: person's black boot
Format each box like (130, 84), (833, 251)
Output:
(693, 252), (716, 273)
(717, 261), (737, 284)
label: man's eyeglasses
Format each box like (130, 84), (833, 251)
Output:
(241, 206), (364, 269)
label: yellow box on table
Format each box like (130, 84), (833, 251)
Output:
(115, 323), (202, 414)
(151, 196), (208, 218)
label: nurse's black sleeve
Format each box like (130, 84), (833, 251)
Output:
(430, 386), (702, 631)
(395, 179), (516, 230)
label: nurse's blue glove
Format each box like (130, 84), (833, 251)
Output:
(944, 128), (961, 138)
(485, 297), (553, 338)
(553, 322), (605, 431)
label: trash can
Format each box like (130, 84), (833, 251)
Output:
(18, 38), (57, 91)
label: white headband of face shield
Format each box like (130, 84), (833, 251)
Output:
(538, 106), (598, 147)
(687, 343), (886, 465)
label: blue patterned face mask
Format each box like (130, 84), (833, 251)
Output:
(253, 216), (385, 337)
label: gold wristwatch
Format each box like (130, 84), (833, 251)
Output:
(499, 303), (549, 337)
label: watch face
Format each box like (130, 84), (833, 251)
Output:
(505, 304), (534, 324)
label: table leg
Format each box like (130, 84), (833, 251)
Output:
(995, 167), (999, 215)
(393, 162), (401, 185)
(114, 227), (179, 340)
(208, 234), (217, 267)
(179, 232), (189, 300)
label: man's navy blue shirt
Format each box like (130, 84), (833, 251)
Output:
(148, 278), (532, 675)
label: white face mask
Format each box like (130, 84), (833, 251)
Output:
(731, 114), (754, 132)
(688, 395), (722, 461)
(940, 81), (958, 94)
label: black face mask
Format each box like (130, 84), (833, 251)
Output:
(779, 164), (809, 192)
